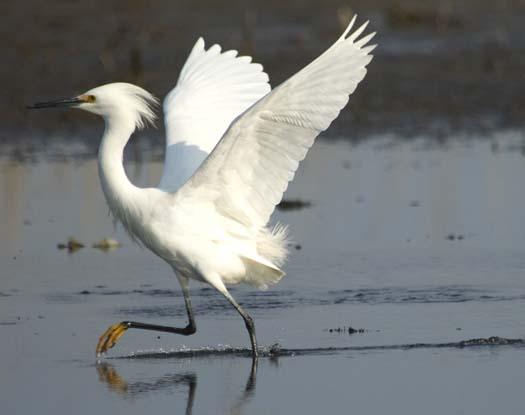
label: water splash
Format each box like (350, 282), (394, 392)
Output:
(108, 336), (525, 360)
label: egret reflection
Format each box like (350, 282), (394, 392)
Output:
(96, 359), (258, 414)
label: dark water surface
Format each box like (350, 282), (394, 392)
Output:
(1, 133), (525, 414)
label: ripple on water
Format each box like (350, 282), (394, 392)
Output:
(327, 285), (525, 305)
(44, 285), (525, 315)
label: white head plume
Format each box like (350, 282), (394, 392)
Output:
(80, 82), (158, 130)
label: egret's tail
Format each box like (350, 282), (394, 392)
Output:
(239, 224), (289, 290)
(240, 256), (284, 290)
(257, 223), (289, 267)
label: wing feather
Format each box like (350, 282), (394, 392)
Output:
(160, 38), (271, 192)
(179, 18), (375, 231)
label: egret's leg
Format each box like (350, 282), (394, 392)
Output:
(212, 282), (258, 359)
(96, 275), (197, 355)
(224, 291), (258, 359)
(178, 274), (197, 332)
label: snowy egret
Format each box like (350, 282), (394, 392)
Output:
(29, 16), (375, 358)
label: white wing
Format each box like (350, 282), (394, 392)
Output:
(159, 38), (271, 191)
(178, 17), (375, 230)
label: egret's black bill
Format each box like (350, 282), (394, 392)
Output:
(27, 97), (82, 110)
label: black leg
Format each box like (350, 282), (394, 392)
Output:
(109, 320), (195, 335)
(219, 289), (259, 360)
(96, 275), (197, 355)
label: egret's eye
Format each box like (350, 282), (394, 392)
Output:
(79, 94), (96, 103)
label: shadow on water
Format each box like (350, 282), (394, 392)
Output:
(96, 358), (257, 415)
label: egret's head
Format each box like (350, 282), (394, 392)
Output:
(29, 82), (158, 130)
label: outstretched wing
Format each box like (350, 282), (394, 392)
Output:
(177, 17), (375, 229)
(160, 38), (271, 191)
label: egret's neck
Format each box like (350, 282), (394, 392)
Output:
(98, 115), (140, 221)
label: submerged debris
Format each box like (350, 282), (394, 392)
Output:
(287, 242), (303, 251)
(446, 233), (465, 241)
(93, 238), (121, 251)
(57, 238), (84, 253)
(277, 199), (312, 211)
(327, 326), (365, 334)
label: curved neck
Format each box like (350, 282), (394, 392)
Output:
(98, 116), (139, 219)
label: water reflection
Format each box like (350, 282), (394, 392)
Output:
(93, 336), (525, 413)
(230, 360), (257, 415)
(96, 359), (258, 415)
(96, 362), (197, 399)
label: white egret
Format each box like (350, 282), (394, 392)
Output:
(29, 16), (375, 358)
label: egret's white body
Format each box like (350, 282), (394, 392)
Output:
(30, 16), (375, 357)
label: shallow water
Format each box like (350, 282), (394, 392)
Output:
(1, 132), (525, 414)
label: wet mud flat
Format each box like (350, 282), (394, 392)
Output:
(5, 0), (525, 144)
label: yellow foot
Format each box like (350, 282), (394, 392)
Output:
(96, 322), (130, 356)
